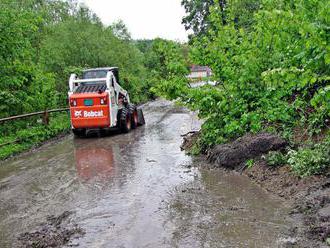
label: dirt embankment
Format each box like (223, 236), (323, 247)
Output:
(182, 132), (330, 247)
(207, 133), (287, 168)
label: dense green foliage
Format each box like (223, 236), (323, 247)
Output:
(0, 0), (150, 116)
(156, 0), (329, 176)
(288, 139), (330, 177)
(0, 113), (70, 160)
(181, 0), (228, 37)
(266, 151), (287, 167)
(135, 38), (190, 100)
(265, 136), (330, 177)
(265, 138), (330, 177)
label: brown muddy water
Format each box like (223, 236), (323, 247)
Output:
(0, 100), (293, 248)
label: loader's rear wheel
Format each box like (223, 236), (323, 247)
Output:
(137, 109), (145, 126)
(128, 104), (138, 129)
(120, 107), (131, 133)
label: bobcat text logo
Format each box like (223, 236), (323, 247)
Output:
(74, 110), (82, 118)
(74, 110), (104, 118)
(84, 110), (104, 117)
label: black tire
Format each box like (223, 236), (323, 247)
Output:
(119, 107), (131, 133)
(128, 104), (138, 129)
(137, 109), (145, 126)
(72, 129), (85, 138)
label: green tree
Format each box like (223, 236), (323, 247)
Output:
(158, 0), (329, 159)
(111, 20), (132, 41)
(181, 0), (228, 37)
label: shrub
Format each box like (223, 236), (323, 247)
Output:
(287, 141), (330, 177)
(266, 151), (288, 167)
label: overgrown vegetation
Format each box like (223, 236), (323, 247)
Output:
(265, 138), (330, 177)
(0, 113), (70, 160)
(288, 138), (330, 177)
(154, 0), (329, 176)
(266, 151), (287, 167)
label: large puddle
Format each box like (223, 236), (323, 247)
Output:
(0, 100), (292, 247)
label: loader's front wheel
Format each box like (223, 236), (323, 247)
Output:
(120, 107), (131, 133)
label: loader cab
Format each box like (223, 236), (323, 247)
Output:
(80, 68), (123, 100)
(82, 67), (119, 83)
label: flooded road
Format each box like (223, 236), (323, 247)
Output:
(0, 100), (292, 247)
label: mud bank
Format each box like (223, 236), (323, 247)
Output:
(17, 211), (84, 248)
(183, 132), (330, 247)
(244, 162), (330, 248)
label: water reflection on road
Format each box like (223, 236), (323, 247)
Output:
(74, 141), (116, 182)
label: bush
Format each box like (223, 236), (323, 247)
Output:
(167, 0), (330, 153)
(0, 113), (70, 160)
(287, 140), (330, 177)
(266, 151), (288, 167)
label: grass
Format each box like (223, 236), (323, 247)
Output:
(0, 113), (70, 160)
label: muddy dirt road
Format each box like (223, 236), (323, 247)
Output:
(0, 100), (293, 247)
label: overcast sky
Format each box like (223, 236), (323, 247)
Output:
(81, 0), (189, 41)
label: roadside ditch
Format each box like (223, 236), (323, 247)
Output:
(182, 131), (330, 248)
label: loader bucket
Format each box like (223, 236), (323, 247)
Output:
(137, 109), (145, 126)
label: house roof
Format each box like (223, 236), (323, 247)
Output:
(190, 65), (212, 72)
(83, 67), (118, 72)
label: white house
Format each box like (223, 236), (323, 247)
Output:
(187, 65), (212, 79)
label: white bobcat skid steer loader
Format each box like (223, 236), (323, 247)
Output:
(68, 67), (145, 137)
